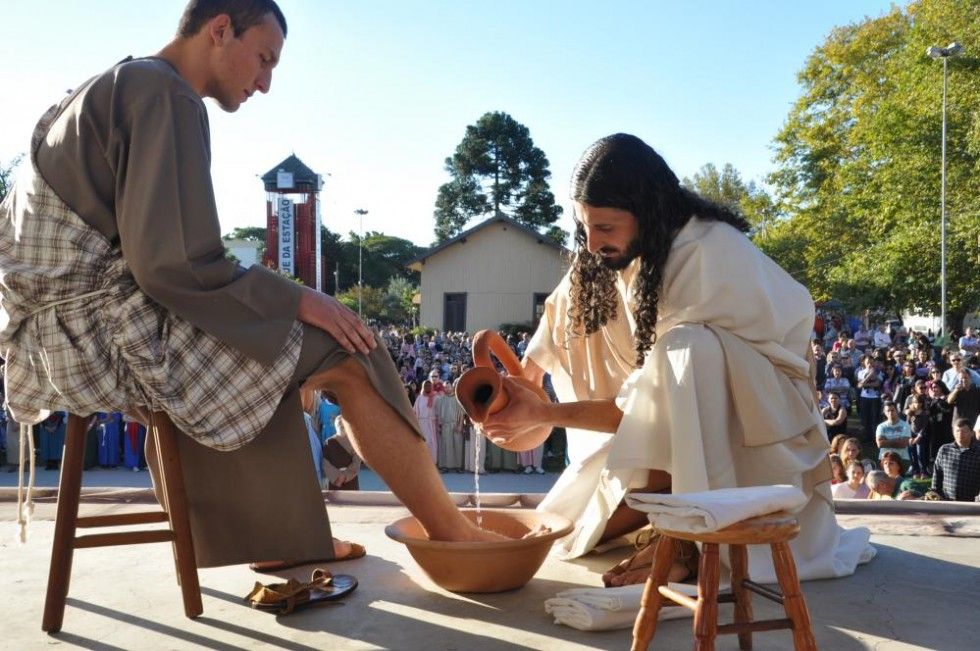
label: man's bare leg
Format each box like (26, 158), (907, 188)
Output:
(304, 357), (502, 542)
(598, 469), (672, 544)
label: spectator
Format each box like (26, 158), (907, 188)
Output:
(927, 382), (954, 462)
(876, 402), (911, 467)
(865, 470), (898, 500)
(873, 324), (892, 349)
(812, 342), (827, 388)
(413, 380), (439, 464)
(832, 461), (870, 499)
(435, 381), (466, 473)
(905, 393), (930, 479)
(822, 393), (849, 440)
(959, 327), (979, 359)
(823, 364), (852, 413)
(840, 436), (875, 475)
(829, 453), (846, 484)
(853, 325), (871, 351)
(857, 356), (883, 443)
(948, 369), (980, 426)
(829, 433), (849, 457)
(941, 354), (980, 391)
(915, 349), (935, 379)
(931, 419), (980, 502)
(892, 361), (918, 410)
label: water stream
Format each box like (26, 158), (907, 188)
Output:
(473, 423), (483, 529)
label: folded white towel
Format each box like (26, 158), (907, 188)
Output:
(624, 485), (807, 534)
(544, 583), (696, 631)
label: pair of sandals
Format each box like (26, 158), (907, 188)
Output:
(246, 569), (358, 615)
(602, 531), (700, 588)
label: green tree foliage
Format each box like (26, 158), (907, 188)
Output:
(765, 0), (980, 329)
(682, 163), (780, 232)
(434, 111), (563, 242)
(0, 155), (24, 203)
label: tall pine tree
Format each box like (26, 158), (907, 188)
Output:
(433, 111), (563, 243)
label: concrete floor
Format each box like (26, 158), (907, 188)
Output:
(2, 490), (978, 651)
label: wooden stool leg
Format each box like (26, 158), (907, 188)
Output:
(730, 544), (753, 650)
(631, 536), (676, 651)
(151, 414), (203, 619)
(771, 542), (817, 651)
(42, 415), (89, 633)
(694, 542), (719, 651)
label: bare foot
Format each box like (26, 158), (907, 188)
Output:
(522, 524), (553, 539)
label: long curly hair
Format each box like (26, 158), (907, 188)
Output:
(568, 134), (750, 366)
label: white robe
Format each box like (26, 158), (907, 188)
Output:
(529, 218), (872, 583)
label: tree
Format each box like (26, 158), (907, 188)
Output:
(434, 111), (563, 242)
(765, 0), (980, 330)
(683, 163), (781, 232)
(0, 155), (24, 203)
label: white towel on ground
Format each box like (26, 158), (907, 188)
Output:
(544, 583), (696, 631)
(624, 485), (807, 534)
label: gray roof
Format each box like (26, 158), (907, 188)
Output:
(261, 154), (319, 190)
(408, 214), (569, 267)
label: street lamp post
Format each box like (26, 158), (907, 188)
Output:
(926, 42), (963, 340)
(354, 209), (368, 317)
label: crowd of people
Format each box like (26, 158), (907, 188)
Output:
(377, 328), (566, 475)
(816, 321), (980, 502)
(1, 405), (148, 473)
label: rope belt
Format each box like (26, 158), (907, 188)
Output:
(16, 288), (111, 543)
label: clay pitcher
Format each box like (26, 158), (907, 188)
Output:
(456, 330), (550, 429)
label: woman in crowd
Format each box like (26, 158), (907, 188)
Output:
(905, 393), (930, 479)
(829, 453), (846, 484)
(413, 380), (439, 463)
(857, 355), (884, 443)
(822, 393), (849, 440)
(832, 461), (870, 499)
(927, 381), (954, 461)
(840, 436), (875, 474)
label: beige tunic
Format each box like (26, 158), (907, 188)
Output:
(529, 218), (873, 582)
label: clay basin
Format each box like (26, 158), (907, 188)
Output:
(385, 509), (573, 593)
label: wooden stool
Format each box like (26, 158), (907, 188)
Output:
(42, 412), (202, 633)
(631, 512), (817, 651)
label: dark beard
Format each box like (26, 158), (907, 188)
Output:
(598, 237), (641, 270)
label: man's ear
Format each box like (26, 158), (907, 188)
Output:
(206, 13), (234, 46)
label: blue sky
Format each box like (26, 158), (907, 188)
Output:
(1, 0), (897, 246)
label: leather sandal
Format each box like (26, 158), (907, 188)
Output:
(602, 532), (699, 587)
(245, 569), (357, 615)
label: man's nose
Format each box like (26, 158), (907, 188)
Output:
(585, 230), (600, 254)
(256, 69), (273, 94)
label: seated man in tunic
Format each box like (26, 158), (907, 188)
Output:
(482, 133), (873, 586)
(0, 0), (499, 570)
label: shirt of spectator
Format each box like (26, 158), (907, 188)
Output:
(941, 355), (980, 391)
(931, 419), (980, 502)
(959, 327), (979, 358)
(876, 403), (911, 461)
(853, 327), (871, 351)
(873, 325), (892, 349)
(822, 393), (848, 439)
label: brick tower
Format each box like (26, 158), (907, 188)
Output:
(261, 154), (324, 291)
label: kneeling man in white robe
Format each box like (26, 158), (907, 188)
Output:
(482, 133), (873, 586)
